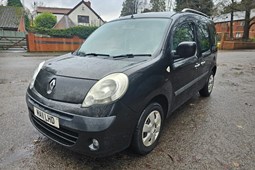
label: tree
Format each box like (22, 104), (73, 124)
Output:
(217, 0), (240, 39)
(175, 0), (214, 16)
(121, 0), (137, 16)
(31, 1), (45, 11)
(24, 14), (30, 30)
(215, 0), (255, 40)
(150, 0), (166, 12)
(7, 0), (23, 7)
(21, 7), (32, 30)
(166, 0), (175, 11)
(121, 0), (146, 16)
(223, 0), (236, 39)
(34, 12), (57, 29)
(240, 0), (255, 40)
(7, 0), (30, 30)
(31, 1), (45, 26)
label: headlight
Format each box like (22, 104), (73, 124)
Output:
(82, 73), (129, 107)
(29, 61), (45, 89)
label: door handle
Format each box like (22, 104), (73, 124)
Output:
(195, 63), (201, 68)
(201, 61), (206, 65)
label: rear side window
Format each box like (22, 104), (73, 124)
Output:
(173, 23), (195, 50)
(197, 23), (210, 53)
(208, 23), (217, 46)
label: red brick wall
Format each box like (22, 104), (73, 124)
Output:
(250, 23), (255, 38)
(221, 41), (255, 50)
(215, 19), (255, 38)
(18, 16), (26, 32)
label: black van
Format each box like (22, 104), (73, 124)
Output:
(26, 9), (217, 157)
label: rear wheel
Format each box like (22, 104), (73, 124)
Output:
(132, 103), (164, 155)
(199, 72), (215, 97)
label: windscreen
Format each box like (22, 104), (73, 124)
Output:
(78, 18), (170, 57)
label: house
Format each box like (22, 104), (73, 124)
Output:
(36, 7), (70, 23)
(54, 15), (75, 29)
(36, 0), (104, 29)
(213, 9), (255, 38)
(0, 6), (26, 32)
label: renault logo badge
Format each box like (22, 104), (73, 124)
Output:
(47, 78), (56, 94)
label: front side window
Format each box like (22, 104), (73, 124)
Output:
(172, 23), (195, 51)
(197, 23), (210, 53)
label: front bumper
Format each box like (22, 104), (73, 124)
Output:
(26, 89), (138, 157)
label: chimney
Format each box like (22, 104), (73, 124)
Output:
(85, 1), (91, 7)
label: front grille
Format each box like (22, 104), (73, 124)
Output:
(30, 110), (79, 146)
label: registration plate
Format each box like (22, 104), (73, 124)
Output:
(34, 107), (60, 128)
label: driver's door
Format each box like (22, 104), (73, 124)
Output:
(169, 19), (200, 109)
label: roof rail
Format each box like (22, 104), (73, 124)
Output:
(181, 8), (209, 18)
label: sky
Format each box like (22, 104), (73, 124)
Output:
(0, 0), (176, 21)
(21, 0), (125, 21)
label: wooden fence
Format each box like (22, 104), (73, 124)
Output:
(27, 33), (85, 52)
(0, 30), (27, 50)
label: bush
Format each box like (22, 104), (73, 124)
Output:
(34, 12), (57, 29)
(29, 26), (98, 39)
(25, 15), (30, 30)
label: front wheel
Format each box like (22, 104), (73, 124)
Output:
(199, 72), (215, 97)
(131, 103), (164, 155)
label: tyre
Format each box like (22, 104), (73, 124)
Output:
(132, 102), (164, 155)
(199, 71), (215, 97)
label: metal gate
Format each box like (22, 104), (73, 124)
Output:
(0, 30), (27, 50)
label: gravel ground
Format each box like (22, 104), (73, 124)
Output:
(0, 50), (254, 170)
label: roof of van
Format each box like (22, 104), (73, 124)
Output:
(115, 11), (212, 22)
(118, 12), (176, 20)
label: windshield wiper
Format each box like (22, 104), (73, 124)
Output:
(112, 54), (152, 59)
(77, 52), (110, 57)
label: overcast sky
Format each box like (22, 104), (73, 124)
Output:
(21, 0), (125, 21)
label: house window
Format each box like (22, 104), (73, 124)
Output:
(236, 32), (242, 38)
(78, 15), (89, 23)
(240, 21), (245, 26)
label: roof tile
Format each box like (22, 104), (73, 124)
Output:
(54, 15), (75, 29)
(36, 7), (71, 15)
(0, 6), (24, 30)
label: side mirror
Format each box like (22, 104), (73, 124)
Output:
(176, 41), (196, 58)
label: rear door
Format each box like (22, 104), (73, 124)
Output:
(195, 18), (214, 90)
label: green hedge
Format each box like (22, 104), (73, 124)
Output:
(29, 26), (98, 39)
(34, 12), (57, 29)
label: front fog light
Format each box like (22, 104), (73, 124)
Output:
(89, 139), (100, 151)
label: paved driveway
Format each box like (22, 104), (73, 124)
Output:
(0, 51), (254, 169)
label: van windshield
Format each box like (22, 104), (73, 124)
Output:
(78, 18), (170, 57)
